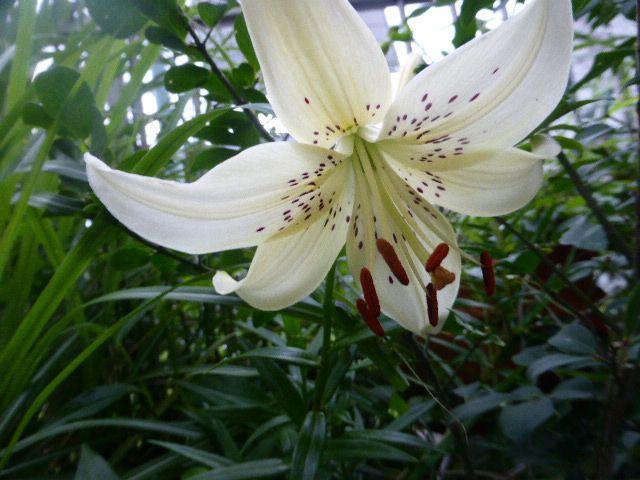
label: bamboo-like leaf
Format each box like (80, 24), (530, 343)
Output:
(290, 411), (326, 480)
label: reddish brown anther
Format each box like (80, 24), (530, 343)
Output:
(356, 299), (385, 337)
(431, 265), (456, 290)
(426, 283), (439, 327)
(426, 243), (450, 273)
(359, 267), (381, 318)
(376, 239), (410, 285)
(480, 251), (496, 296)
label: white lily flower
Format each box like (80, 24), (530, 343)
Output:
(85, 0), (573, 336)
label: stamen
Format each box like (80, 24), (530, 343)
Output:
(425, 243), (450, 272)
(376, 239), (409, 285)
(480, 251), (496, 296)
(359, 267), (380, 318)
(426, 283), (438, 327)
(356, 299), (385, 337)
(431, 265), (456, 290)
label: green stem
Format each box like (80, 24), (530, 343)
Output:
(556, 152), (633, 264)
(314, 261), (337, 411)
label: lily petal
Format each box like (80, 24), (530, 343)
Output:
(241, 0), (392, 147)
(85, 143), (348, 254)
(381, 0), (572, 149)
(213, 167), (354, 310)
(381, 146), (544, 217)
(347, 142), (461, 335)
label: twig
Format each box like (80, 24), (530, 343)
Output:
(556, 153), (633, 264)
(187, 25), (274, 142)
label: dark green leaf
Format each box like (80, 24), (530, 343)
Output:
(164, 64), (210, 93)
(548, 324), (599, 356)
(500, 397), (554, 443)
(323, 439), (417, 463)
(290, 411), (325, 480)
(75, 445), (120, 480)
(131, 0), (189, 38)
(253, 358), (306, 423)
(22, 102), (53, 129)
(198, 2), (228, 28)
(150, 440), (231, 468)
(234, 15), (259, 71)
(190, 459), (289, 480)
(86, 0), (146, 38)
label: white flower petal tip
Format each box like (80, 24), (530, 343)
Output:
(240, 0), (392, 147)
(383, 0), (573, 150)
(531, 134), (561, 159)
(212, 271), (239, 296)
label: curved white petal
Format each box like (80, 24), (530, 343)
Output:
(381, 0), (573, 149)
(85, 144), (348, 254)
(241, 0), (392, 147)
(380, 146), (544, 217)
(346, 141), (460, 336)
(213, 167), (354, 310)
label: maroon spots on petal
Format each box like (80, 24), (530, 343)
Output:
(421, 93), (429, 102)
(304, 97), (310, 104)
(256, 227), (265, 232)
(492, 67), (500, 74)
(470, 93), (480, 102)
(358, 240), (363, 249)
(448, 95), (458, 103)
(424, 102), (432, 112)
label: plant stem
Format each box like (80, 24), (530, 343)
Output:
(556, 153), (633, 264)
(187, 25), (274, 142)
(314, 262), (337, 411)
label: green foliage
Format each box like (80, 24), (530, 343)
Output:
(0, 0), (638, 479)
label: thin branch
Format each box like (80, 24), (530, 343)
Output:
(187, 25), (274, 142)
(556, 152), (633, 264)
